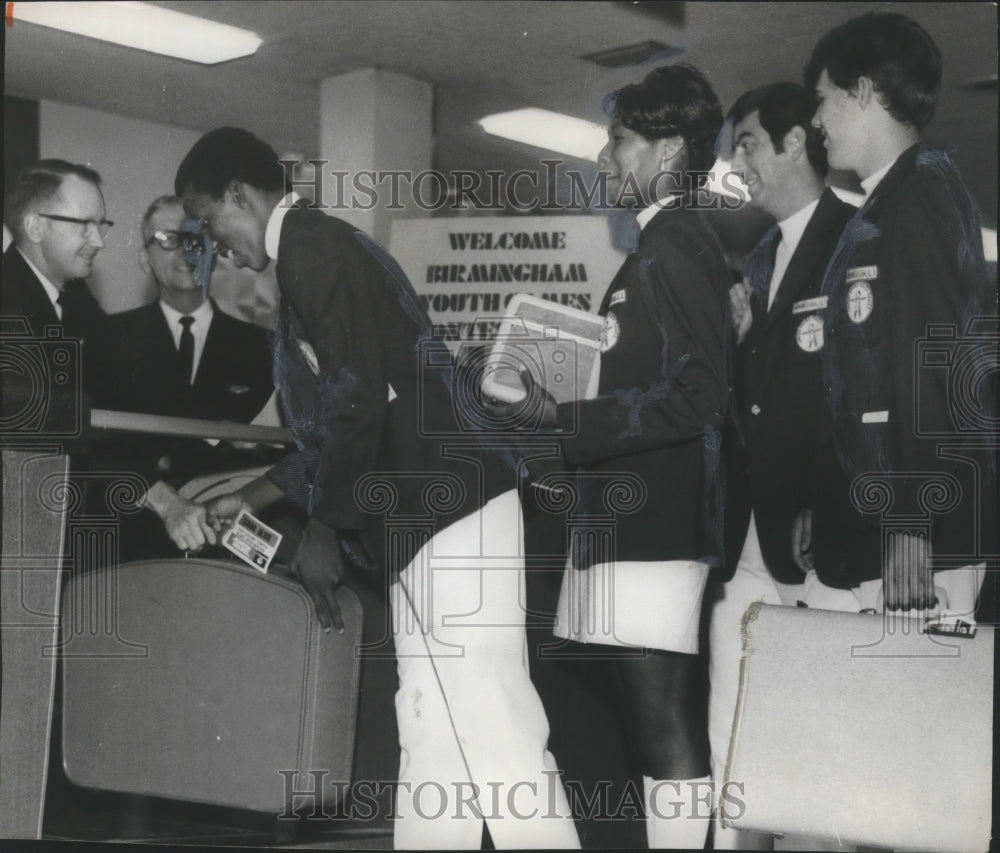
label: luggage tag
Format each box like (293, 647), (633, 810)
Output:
(222, 508), (282, 573)
(925, 611), (977, 638)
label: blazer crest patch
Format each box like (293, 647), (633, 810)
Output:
(846, 280), (874, 324)
(795, 315), (824, 352)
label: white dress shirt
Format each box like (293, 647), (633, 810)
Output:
(768, 197), (820, 310)
(17, 248), (63, 319)
(159, 298), (213, 384)
(265, 191), (303, 262)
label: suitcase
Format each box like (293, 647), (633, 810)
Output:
(724, 603), (993, 853)
(1, 449), (70, 838)
(59, 558), (363, 815)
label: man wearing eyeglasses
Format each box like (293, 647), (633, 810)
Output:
(2, 159), (109, 344)
(94, 195), (277, 557)
(2, 159), (112, 445)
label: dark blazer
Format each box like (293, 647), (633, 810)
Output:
(812, 144), (997, 587)
(97, 298), (273, 422)
(556, 204), (732, 568)
(92, 298), (276, 488)
(1, 246), (106, 340)
(265, 205), (513, 579)
(722, 190), (854, 583)
(1, 246), (106, 437)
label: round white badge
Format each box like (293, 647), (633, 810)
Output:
(298, 340), (320, 375)
(601, 312), (621, 353)
(796, 314), (824, 352)
(846, 280), (874, 324)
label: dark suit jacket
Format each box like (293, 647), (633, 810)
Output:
(92, 298), (276, 488)
(556, 204), (732, 568)
(97, 298), (273, 422)
(813, 144), (997, 586)
(1, 246), (106, 438)
(266, 205), (513, 579)
(1, 246), (106, 340)
(722, 190), (854, 583)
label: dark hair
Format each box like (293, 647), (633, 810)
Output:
(5, 159), (103, 241)
(607, 63), (723, 174)
(140, 194), (183, 239)
(174, 126), (289, 199)
(728, 82), (829, 177)
(804, 12), (941, 130)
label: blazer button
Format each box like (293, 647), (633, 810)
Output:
(751, 404), (761, 415)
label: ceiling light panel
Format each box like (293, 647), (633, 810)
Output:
(11, 2), (263, 65)
(479, 108), (607, 161)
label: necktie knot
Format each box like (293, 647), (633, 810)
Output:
(179, 316), (195, 330)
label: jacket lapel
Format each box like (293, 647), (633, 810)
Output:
(766, 191), (843, 327)
(1, 249), (61, 333)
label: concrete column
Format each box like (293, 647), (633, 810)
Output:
(319, 68), (433, 246)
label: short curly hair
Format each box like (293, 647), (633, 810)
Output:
(175, 126), (289, 199)
(606, 64), (723, 174)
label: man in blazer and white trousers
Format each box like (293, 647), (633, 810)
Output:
(174, 127), (579, 850)
(708, 82), (854, 850)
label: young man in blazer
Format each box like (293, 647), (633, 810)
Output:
(709, 82), (854, 850)
(804, 12), (995, 618)
(94, 195), (277, 557)
(174, 128), (579, 849)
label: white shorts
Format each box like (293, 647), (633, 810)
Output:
(553, 558), (710, 654)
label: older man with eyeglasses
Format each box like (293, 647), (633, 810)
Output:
(92, 194), (278, 558)
(2, 159), (110, 344)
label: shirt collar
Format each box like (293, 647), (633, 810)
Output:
(635, 193), (684, 231)
(159, 296), (213, 328)
(776, 197), (820, 254)
(17, 247), (62, 309)
(860, 157), (898, 197)
(265, 191), (303, 261)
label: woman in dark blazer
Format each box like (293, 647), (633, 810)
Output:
(505, 64), (731, 848)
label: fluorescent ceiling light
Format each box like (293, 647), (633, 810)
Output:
(479, 108), (607, 161)
(13, 1), (263, 64)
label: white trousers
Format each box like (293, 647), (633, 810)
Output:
(708, 515), (802, 850)
(389, 489), (579, 850)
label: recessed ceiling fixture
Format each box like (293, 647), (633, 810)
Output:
(12, 1), (263, 65)
(580, 40), (684, 68)
(478, 108), (607, 161)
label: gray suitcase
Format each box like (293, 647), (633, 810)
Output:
(725, 603), (993, 853)
(59, 558), (363, 815)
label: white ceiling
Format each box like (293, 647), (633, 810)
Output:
(4, 1), (997, 224)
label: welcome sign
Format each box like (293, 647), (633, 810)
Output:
(390, 215), (627, 342)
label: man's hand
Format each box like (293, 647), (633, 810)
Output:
(791, 508), (814, 574)
(884, 531), (936, 611)
(729, 281), (753, 345)
(144, 481), (216, 552)
(204, 491), (252, 532)
(484, 370), (558, 428)
(291, 518), (346, 634)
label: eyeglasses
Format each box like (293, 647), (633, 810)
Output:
(145, 228), (216, 257)
(38, 213), (114, 237)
